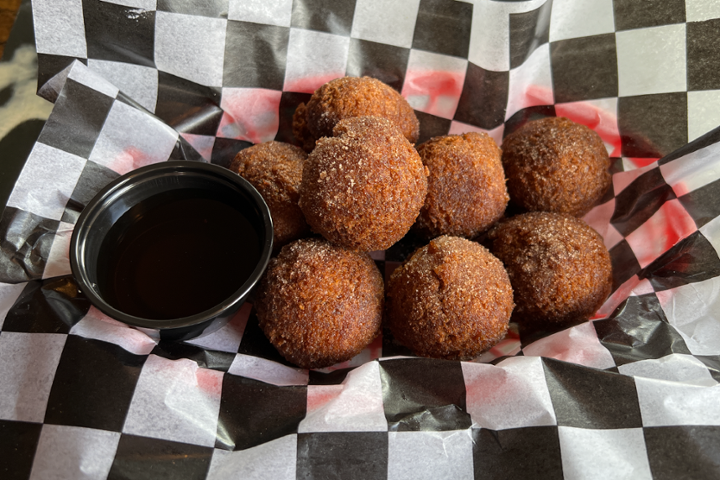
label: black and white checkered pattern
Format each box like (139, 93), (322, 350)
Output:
(29, 0), (720, 159)
(2, 0), (720, 478)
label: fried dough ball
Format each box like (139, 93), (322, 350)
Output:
(292, 102), (314, 153)
(255, 238), (384, 369)
(299, 116), (428, 252)
(488, 212), (612, 326)
(386, 235), (514, 360)
(414, 132), (509, 239)
(229, 141), (310, 250)
(501, 117), (611, 217)
(293, 76), (420, 152)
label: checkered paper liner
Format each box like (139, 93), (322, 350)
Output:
(2, 0), (720, 478)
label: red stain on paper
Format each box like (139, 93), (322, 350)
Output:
(217, 88), (282, 144)
(626, 199), (697, 269)
(524, 85), (554, 109)
(403, 70), (464, 98)
(590, 310), (606, 320)
(402, 70), (465, 119)
(505, 85), (555, 122)
(463, 366), (506, 405)
(671, 180), (692, 198)
(306, 385), (343, 412)
(196, 367), (223, 398)
(109, 146), (161, 175)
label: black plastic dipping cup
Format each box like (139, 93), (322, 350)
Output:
(70, 161), (273, 342)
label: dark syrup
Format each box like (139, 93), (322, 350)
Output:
(97, 190), (261, 320)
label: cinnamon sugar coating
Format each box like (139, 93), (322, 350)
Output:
(488, 212), (612, 325)
(386, 235), (514, 360)
(255, 238), (384, 369)
(299, 116), (428, 252)
(414, 132), (509, 239)
(501, 116), (611, 217)
(293, 76), (420, 152)
(229, 141), (310, 250)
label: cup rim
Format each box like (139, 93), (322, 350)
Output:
(69, 160), (274, 330)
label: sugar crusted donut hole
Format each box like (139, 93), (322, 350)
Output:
(299, 116), (428, 252)
(386, 235), (514, 361)
(501, 116), (611, 217)
(292, 76), (419, 152)
(229, 141), (310, 251)
(488, 212), (612, 326)
(255, 238), (384, 369)
(414, 132), (509, 239)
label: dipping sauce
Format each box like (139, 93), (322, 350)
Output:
(97, 190), (260, 320)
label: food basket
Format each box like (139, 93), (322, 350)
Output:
(1, 0), (719, 478)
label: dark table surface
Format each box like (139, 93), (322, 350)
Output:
(0, 0), (22, 57)
(0, 0), (52, 218)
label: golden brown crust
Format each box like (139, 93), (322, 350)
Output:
(386, 235), (514, 360)
(299, 116), (428, 252)
(414, 132), (509, 239)
(255, 238), (384, 369)
(488, 212), (612, 325)
(501, 117), (611, 217)
(293, 76), (420, 152)
(229, 141), (310, 250)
